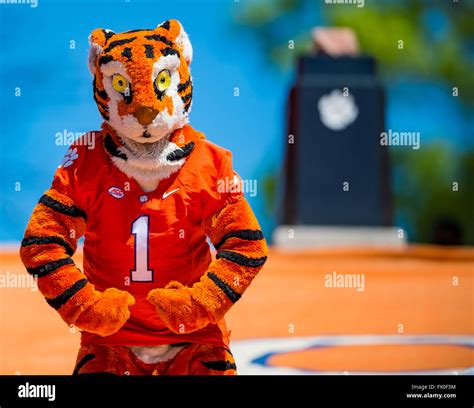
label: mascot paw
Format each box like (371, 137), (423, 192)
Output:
(147, 281), (211, 334)
(75, 288), (135, 337)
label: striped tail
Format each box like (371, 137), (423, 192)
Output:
(192, 197), (268, 321)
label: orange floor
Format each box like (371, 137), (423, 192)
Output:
(0, 245), (473, 374)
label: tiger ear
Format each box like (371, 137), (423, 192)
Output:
(156, 20), (192, 65)
(88, 28), (115, 75)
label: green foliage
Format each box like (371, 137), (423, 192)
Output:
(234, 0), (303, 26)
(235, 0), (474, 102)
(327, 5), (474, 102)
(392, 143), (474, 244)
(262, 171), (277, 216)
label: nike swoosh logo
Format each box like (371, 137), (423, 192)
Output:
(162, 188), (180, 199)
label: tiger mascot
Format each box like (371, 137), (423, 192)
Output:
(20, 20), (268, 375)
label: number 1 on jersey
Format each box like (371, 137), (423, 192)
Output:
(131, 215), (153, 282)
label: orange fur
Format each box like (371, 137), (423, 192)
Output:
(147, 197), (268, 331)
(20, 188), (135, 335)
(55, 284), (101, 325)
(74, 343), (236, 375)
(168, 122), (205, 147)
(147, 281), (211, 334)
(75, 288), (135, 337)
(90, 21), (192, 120)
(89, 29), (108, 48)
(37, 266), (87, 299)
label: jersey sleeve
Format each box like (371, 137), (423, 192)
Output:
(51, 145), (88, 210)
(191, 145), (268, 322)
(20, 142), (101, 325)
(200, 147), (244, 223)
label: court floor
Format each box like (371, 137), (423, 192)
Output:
(1, 245), (473, 375)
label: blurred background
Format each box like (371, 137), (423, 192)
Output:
(0, 0), (473, 375)
(0, 0), (474, 244)
(1, 0), (473, 245)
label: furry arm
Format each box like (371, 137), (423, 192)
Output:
(20, 189), (135, 337)
(147, 196), (268, 334)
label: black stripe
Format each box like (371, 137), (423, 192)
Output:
(166, 142), (195, 162)
(214, 230), (264, 251)
(177, 78), (190, 93)
(144, 44), (155, 59)
(181, 92), (192, 104)
(123, 87), (134, 104)
(104, 134), (128, 161)
(201, 360), (237, 371)
(93, 77), (109, 107)
(21, 236), (74, 256)
(124, 29), (152, 34)
(93, 78), (105, 102)
(183, 85), (193, 113)
(121, 47), (132, 61)
(144, 34), (173, 47)
(98, 55), (114, 66)
(159, 20), (170, 30)
(73, 353), (95, 375)
(103, 37), (136, 53)
(39, 195), (87, 220)
(216, 250), (267, 268)
(154, 87), (165, 102)
(102, 29), (115, 41)
(94, 94), (109, 112)
(93, 92), (109, 119)
(99, 106), (109, 120)
(170, 342), (192, 348)
(46, 278), (88, 310)
(96, 88), (108, 100)
(161, 47), (179, 58)
(184, 99), (192, 113)
(27, 257), (74, 278)
(207, 272), (241, 303)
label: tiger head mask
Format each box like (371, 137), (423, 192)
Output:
(88, 20), (193, 144)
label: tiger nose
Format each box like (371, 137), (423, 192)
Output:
(133, 106), (159, 126)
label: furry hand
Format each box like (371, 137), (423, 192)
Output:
(75, 288), (135, 337)
(147, 281), (211, 334)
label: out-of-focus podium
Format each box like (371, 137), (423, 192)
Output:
(275, 54), (400, 248)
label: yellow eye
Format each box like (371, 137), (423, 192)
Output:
(112, 74), (128, 93)
(155, 70), (171, 92)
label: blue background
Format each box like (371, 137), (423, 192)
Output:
(0, 0), (472, 242)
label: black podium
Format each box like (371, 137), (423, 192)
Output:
(280, 55), (392, 227)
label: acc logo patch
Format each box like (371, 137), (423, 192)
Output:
(108, 186), (125, 199)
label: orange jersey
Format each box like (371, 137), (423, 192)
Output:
(50, 125), (241, 347)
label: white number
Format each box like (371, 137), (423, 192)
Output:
(131, 215), (153, 282)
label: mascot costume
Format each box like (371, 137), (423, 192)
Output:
(20, 20), (268, 375)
